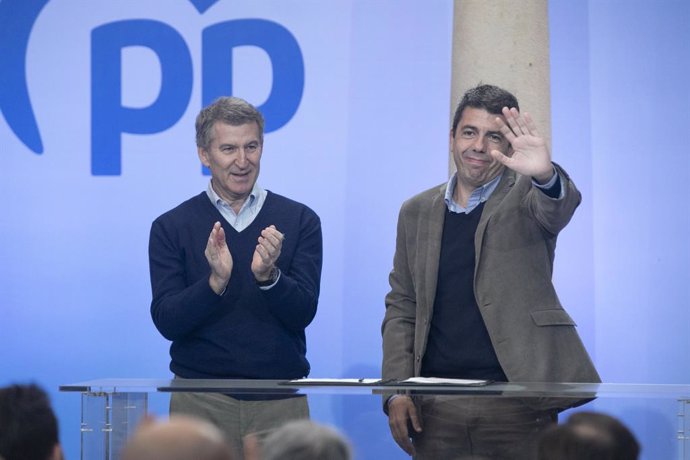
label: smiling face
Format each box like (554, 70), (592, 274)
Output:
(451, 107), (511, 198)
(198, 121), (262, 212)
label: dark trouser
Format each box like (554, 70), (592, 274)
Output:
(412, 396), (557, 460)
(170, 391), (309, 457)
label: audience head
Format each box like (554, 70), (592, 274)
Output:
(121, 415), (235, 460)
(538, 411), (640, 460)
(0, 383), (62, 460)
(254, 419), (352, 460)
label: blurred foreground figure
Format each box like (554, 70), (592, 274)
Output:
(538, 411), (640, 460)
(121, 415), (235, 460)
(244, 419), (352, 460)
(0, 384), (62, 460)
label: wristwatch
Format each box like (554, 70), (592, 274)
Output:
(256, 267), (279, 287)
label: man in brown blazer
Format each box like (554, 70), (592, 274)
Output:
(381, 84), (600, 459)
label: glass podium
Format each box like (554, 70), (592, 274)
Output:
(60, 379), (690, 460)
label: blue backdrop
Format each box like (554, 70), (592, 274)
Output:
(1, 1), (689, 458)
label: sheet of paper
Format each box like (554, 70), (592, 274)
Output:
(400, 377), (490, 386)
(286, 378), (383, 385)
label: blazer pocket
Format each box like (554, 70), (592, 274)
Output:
(530, 308), (577, 326)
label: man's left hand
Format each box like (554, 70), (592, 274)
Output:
(491, 107), (554, 184)
(251, 225), (284, 282)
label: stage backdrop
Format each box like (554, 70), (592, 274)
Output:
(1, 1), (688, 459)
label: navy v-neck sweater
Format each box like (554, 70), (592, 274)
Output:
(149, 191), (322, 379)
(421, 202), (507, 381)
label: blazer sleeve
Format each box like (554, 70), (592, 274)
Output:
(381, 201), (418, 381)
(526, 163), (582, 236)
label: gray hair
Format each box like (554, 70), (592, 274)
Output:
(261, 420), (352, 460)
(195, 97), (265, 151)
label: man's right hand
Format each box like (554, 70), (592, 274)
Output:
(205, 221), (232, 295)
(388, 395), (422, 456)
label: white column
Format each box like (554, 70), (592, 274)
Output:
(449, 0), (551, 173)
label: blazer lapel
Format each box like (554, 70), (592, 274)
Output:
(475, 170), (516, 252)
(420, 184), (447, 316)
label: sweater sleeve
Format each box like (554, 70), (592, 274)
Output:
(261, 207), (322, 332)
(148, 216), (225, 341)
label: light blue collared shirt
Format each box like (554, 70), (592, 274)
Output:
(444, 166), (563, 214)
(444, 174), (502, 214)
(206, 181), (267, 232)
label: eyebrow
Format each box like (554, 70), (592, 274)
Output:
(461, 125), (503, 137)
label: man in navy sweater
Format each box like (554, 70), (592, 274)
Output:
(148, 97), (322, 455)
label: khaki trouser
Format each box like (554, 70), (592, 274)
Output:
(170, 391), (309, 458)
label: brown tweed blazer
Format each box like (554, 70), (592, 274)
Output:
(382, 164), (600, 389)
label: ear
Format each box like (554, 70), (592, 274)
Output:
(197, 146), (211, 167)
(137, 414), (157, 429)
(50, 443), (64, 460)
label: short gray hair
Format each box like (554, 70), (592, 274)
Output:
(195, 97), (265, 151)
(261, 420), (352, 460)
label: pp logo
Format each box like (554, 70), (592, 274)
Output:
(0, 0), (304, 175)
